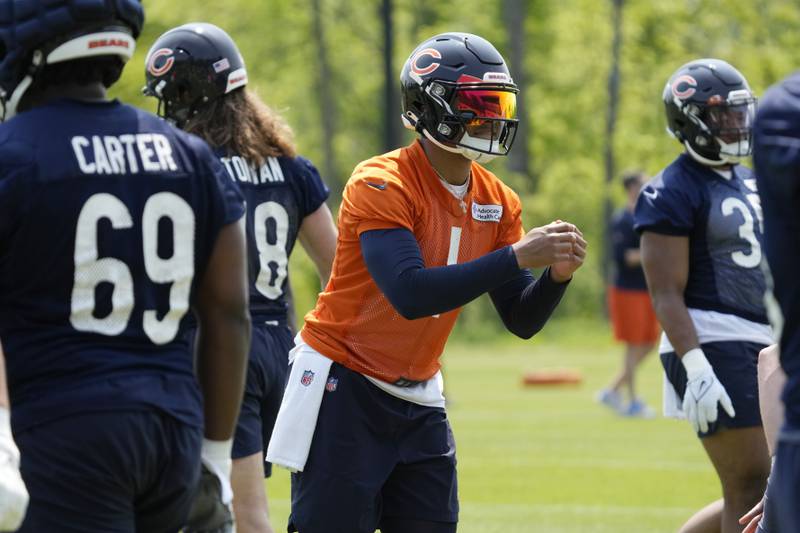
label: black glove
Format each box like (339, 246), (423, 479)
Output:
(183, 464), (234, 533)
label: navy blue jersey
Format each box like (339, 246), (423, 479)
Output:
(634, 154), (767, 324)
(215, 151), (329, 323)
(0, 99), (244, 433)
(753, 73), (800, 429)
(610, 208), (647, 290)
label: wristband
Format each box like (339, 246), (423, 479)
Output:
(201, 438), (233, 464)
(0, 407), (11, 439)
(681, 348), (711, 376)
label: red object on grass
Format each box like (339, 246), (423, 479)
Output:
(522, 369), (583, 386)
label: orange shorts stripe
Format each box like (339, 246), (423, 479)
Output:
(607, 286), (660, 345)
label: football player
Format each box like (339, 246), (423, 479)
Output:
(0, 2), (250, 532)
(268, 32), (586, 533)
(635, 59), (772, 533)
(750, 71), (800, 533)
(143, 23), (337, 533)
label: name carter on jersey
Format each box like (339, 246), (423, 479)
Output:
(71, 134), (178, 175)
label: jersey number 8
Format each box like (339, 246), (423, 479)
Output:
(254, 201), (289, 300)
(69, 192), (195, 345)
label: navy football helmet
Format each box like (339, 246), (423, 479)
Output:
(0, 0), (143, 121)
(663, 58), (756, 166)
(400, 32), (518, 163)
(143, 23), (248, 127)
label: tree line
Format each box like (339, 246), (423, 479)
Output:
(112, 0), (800, 334)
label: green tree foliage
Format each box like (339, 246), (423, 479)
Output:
(112, 0), (800, 334)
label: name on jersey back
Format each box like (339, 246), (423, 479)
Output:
(71, 134), (178, 175)
(219, 155), (285, 185)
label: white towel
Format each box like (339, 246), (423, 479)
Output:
(265, 341), (333, 473)
(662, 371), (686, 419)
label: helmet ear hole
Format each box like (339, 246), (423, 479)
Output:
(0, 39), (7, 61)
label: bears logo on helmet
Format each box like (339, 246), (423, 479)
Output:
(671, 75), (698, 100)
(409, 48), (442, 79)
(147, 49), (175, 77)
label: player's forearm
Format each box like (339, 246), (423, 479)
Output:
(624, 248), (642, 267)
(361, 228), (521, 320)
(758, 344), (786, 456)
(650, 291), (699, 355)
(299, 204), (337, 288)
(490, 267), (569, 339)
(196, 312), (250, 441)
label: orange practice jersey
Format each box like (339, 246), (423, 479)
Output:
(301, 140), (525, 383)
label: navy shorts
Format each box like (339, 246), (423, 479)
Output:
(15, 410), (202, 533)
(766, 433), (800, 533)
(661, 340), (766, 437)
(288, 363), (458, 533)
(188, 323), (292, 476)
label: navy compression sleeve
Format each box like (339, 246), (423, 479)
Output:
(360, 228), (521, 320)
(488, 267), (569, 339)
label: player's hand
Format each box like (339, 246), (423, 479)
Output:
(549, 220), (587, 282)
(184, 439), (234, 533)
(512, 220), (587, 271)
(681, 348), (736, 433)
(0, 408), (29, 531)
(739, 496), (764, 533)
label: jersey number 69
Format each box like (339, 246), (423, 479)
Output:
(69, 192), (195, 345)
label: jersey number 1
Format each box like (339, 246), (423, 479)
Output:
(69, 192), (195, 345)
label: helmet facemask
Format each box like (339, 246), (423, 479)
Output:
(700, 89), (756, 163)
(675, 88), (756, 166)
(418, 78), (518, 163)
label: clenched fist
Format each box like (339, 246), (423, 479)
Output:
(511, 220), (587, 281)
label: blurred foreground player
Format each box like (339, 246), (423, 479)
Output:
(636, 59), (772, 532)
(752, 71), (800, 533)
(144, 22), (337, 533)
(266, 32), (586, 533)
(0, 343), (27, 531)
(0, 2), (250, 531)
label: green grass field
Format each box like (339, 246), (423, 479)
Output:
(263, 319), (719, 532)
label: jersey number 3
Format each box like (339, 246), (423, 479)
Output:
(69, 192), (195, 345)
(721, 196), (761, 268)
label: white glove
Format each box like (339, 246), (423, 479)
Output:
(0, 407), (29, 531)
(185, 438), (234, 533)
(200, 438), (233, 505)
(681, 348), (736, 433)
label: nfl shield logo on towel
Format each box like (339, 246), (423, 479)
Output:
(325, 377), (338, 392)
(300, 370), (315, 386)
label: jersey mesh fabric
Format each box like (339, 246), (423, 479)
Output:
(301, 140), (524, 383)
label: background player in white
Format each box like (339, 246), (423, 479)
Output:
(636, 59), (772, 533)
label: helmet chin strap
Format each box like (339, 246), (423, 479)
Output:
(460, 148), (498, 163)
(421, 128), (500, 163)
(422, 128), (463, 155)
(1, 51), (44, 122)
(684, 140), (740, 167)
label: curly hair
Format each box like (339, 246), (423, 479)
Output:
(183, 88), (296, 165)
